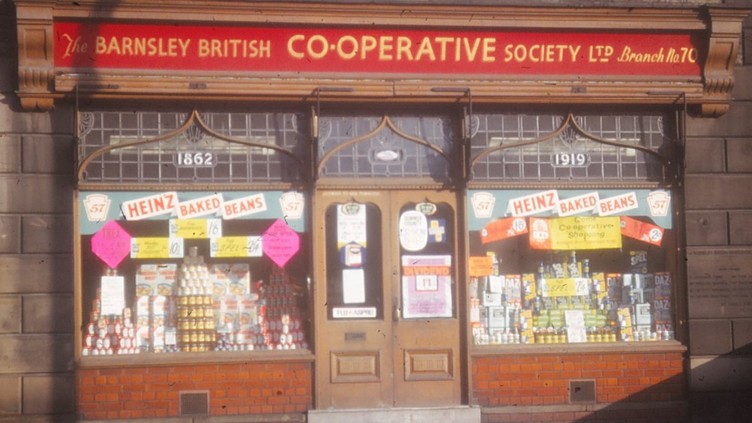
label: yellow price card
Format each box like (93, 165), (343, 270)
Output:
(169, 218), (222, 239)
(468, 256), (494, 277)
(541, 278), (590, 297)
(130, 237), (184, 259)
(210, 236), (262, 258)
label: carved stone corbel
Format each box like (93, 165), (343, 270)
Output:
(701, 7), (748, 117)
(15, 1), (55, 111)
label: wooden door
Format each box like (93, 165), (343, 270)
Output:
(313, 190), (461, 409)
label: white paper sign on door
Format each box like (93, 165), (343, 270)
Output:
(337, 204), (367, 248)
(399, 210), (428, 252)
(342, 268), (366, 304)
(401, 255), (452, 318)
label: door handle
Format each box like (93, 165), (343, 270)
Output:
(392, 296), (400, 322)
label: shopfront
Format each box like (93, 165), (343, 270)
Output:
(12, 1), (748, 422)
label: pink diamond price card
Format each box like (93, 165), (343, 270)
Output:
(262, 218), (300, 268)
(91, 220), (132, 269)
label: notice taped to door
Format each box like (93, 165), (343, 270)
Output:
(401, 255), (452, 318)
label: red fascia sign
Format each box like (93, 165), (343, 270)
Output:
(54, 21), (703, 77)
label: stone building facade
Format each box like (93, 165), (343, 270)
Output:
(0, 1), (750, 422)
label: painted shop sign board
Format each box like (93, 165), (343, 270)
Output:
(55, 22), (701, 77)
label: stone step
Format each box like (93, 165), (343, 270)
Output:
(307, 406), (481, 423)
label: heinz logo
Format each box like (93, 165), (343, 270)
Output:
(83, 193), (111, 222)
(647, 190), (671, 216)
(122, 192), (178, 220)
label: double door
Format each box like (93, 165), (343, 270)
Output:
(313, 190), (462, 408)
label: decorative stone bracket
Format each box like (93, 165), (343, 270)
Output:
(15, 1), (54, 111)
(702, 7), (747, 117)
(13, 1), (750, 116)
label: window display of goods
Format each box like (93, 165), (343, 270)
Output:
(468, 250), (673, 345)
(83, 247), (309, 355)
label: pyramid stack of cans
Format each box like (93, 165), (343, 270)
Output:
(213, 266), (308, 351)
(81, 286), (138, 356)
(177, 249), (216, 352)
(265, 266), (308, 350)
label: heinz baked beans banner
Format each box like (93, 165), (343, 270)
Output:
(468, 189), (671, 249)
(79, 191), (307, 234)
(55, 21), (702, 76)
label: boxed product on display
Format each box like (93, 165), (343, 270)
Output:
(467, 189), (676, 346)
(470, 250), (672, 345)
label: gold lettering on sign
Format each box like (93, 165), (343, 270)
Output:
(286, 34), (497, 63)
(617, 46), (698, 64)
(61, 34), (88, 58)
(81, 35), (271, 59)
(503, 44), (581, 63)
(57, 25), (700, 70)
(96, 36), (191, 57)
(198, 39), (271, 58)
(588, 45), (614, 62)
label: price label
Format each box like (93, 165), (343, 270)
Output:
(169, 218), (222, 239)
(210, 236), (262, 258)
(468, 256), (494, 277)
(130, 237), (184, 259)
(541, 278), (590, 297)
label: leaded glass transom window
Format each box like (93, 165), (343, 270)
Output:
(77, 110), (308, 185)
(317, 115), (455, 181)
(470, 113), (673, 183)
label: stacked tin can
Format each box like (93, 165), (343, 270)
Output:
(81, 285), (138, 356)
(264, 267), (307, 350)
(115, 308), (139, 353)
(176, 248), (216, 352)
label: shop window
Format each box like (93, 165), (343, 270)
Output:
(76, 110), (311, 357)
(317, 115), (456, 181)
(466, 112), (677, 346)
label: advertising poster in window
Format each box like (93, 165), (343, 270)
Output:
(402, 255), (452, 318)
